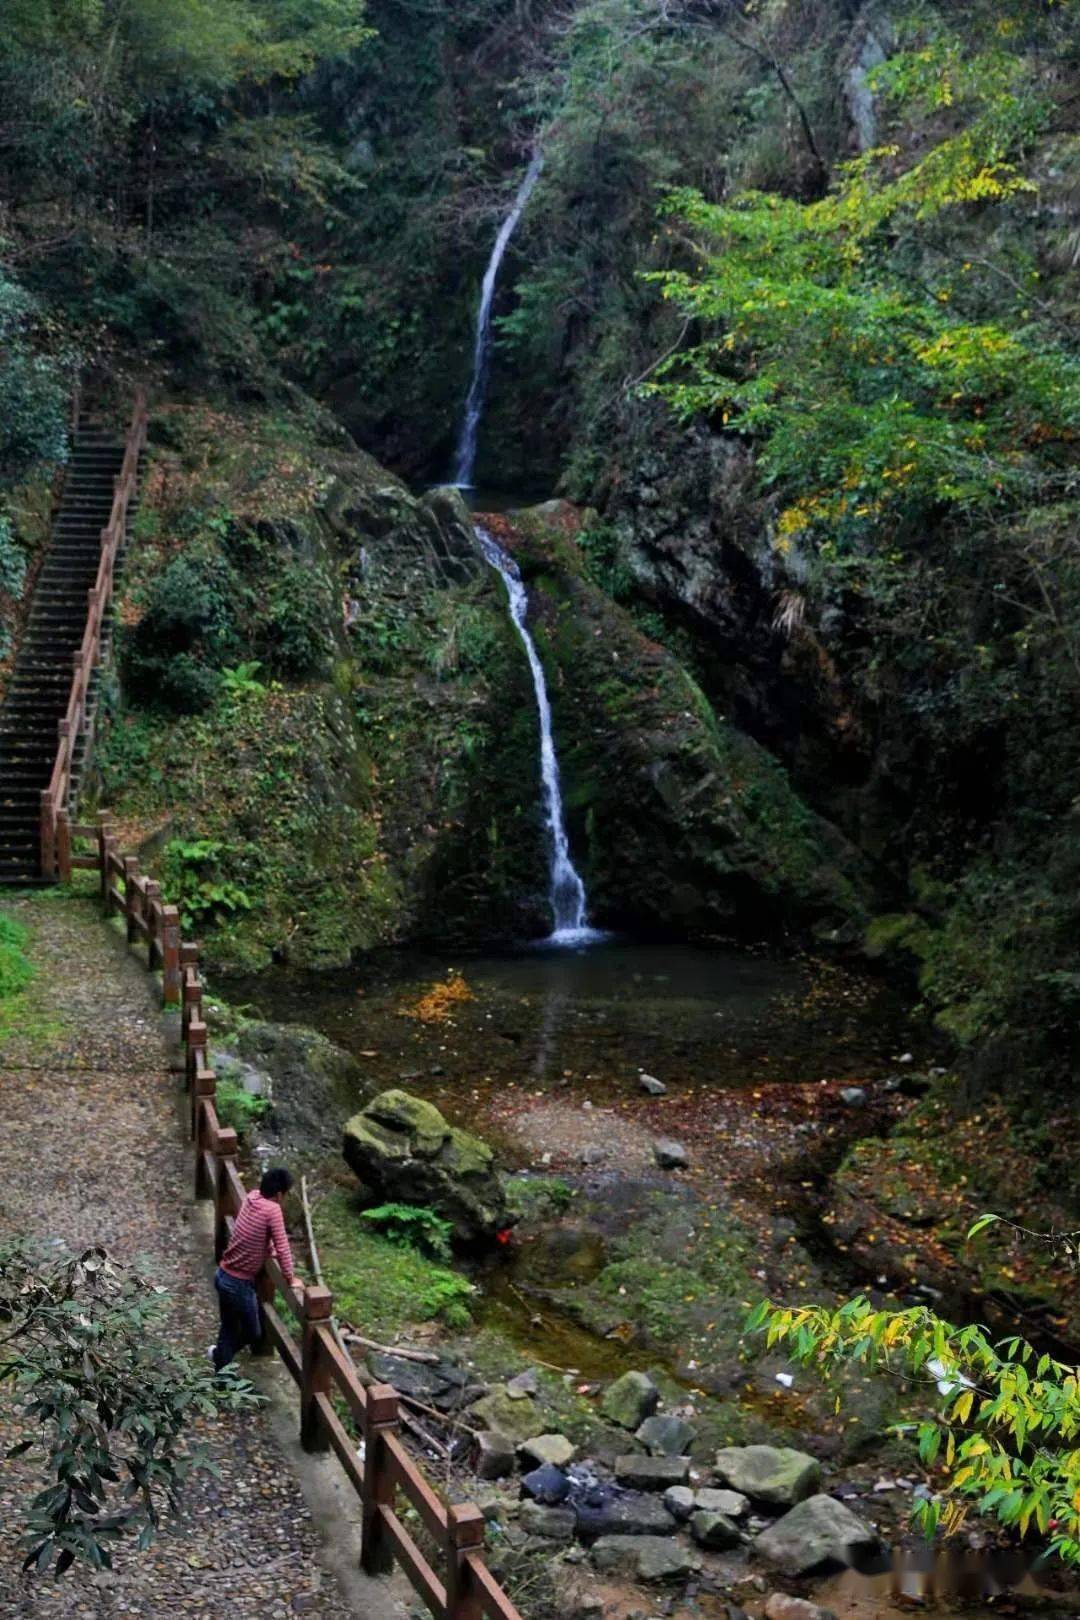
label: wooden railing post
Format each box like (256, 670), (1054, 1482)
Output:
(161, 905), (181, 1007)
(145, 879), (162, 969)
(40, 790), (55, 881)
(185, 1015), (207, 1091)
(213, 1126), (239, 1261)
(446, 1505), (487, 1620)
(193, 1069), (217, 1196)
(300, 1287), (333, 1453)
(360, 1385), (399, 1577)
(123, 857), (140, 942)
(56, 810), (72, 883)
(96, 814), (111, 902)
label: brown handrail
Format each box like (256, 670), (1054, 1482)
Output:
(40, 392), (148, 881)
(62, 815), (525, 1620)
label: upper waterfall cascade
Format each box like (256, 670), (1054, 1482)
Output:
(451, 152), (544, 490)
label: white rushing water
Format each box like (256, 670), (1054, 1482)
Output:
(451, 152), (544, 490)
(475, 526), (598, 944)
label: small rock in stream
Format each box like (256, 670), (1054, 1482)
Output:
(639, 1072), (667, 1096)
(591, 1535), (701, 1582)
(653, 1138), (689, 1170)
(519, 1433), (576, 1469)
(506, 1368), (539, 1399)
(839, 1086), (867, 1107)
(521, 1464), (571, 1505)
(614, 1454), (690, 1490)
(475, 1431), (515, 1482)
(764, 1596), (838, 1620)
(696, 1487), (749, 1519)
(663, 1486), (696, 1522)
(602, 1370), (660, 1429)
(690, 1509), (741, 1550)
(636, 1413), (697, 1456)
(520, 1500), (576, 1541)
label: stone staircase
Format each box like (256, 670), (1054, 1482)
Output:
(0, 424), (130, 885)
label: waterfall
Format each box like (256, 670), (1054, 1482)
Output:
(451, 152), (544, 490)
(475, 527), (596, 943)
(451, 154), (596, 943)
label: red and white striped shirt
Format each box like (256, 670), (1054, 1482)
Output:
(220, 1190), (296, 1285)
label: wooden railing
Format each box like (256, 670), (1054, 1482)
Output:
(40, 392), (149, 881)
(64, 816), (524, 1620)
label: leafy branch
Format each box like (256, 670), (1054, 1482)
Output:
(0, 1240), (263, 1576)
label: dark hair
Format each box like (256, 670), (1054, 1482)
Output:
(260, 1167), (294, 1199)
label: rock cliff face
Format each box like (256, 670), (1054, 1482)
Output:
(498, 505), (874, 942)
(599, 416), (883, 860)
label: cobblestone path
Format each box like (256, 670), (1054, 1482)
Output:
(0, 892), (364, 1620)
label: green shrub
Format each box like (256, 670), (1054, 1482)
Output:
(120, 554), (241, 713)
(259, 561), (335, 678)
(214, 1078), (269, 1138)
(0, 515), (28, 598)
(161, 837), (253, 932)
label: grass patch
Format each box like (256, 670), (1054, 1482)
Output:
(0, 906), (65, 1051)
(314, 1189), (475, 1338)
(0, 913), (33, 1014)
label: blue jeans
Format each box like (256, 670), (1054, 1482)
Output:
(213, 1267), (262, 1370)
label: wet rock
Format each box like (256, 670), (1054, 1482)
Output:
(765, 1597), (837, 1620)
(575, 1492), (676, 1540)
(520, 1500), (576, 1541)
(475, 1432), (515, 1482)
(581, 1145), (608, 1166)
(653, 1138), (689, 1170)
(755, 1494), (878, 1576)
(690, 1509), (741, 1550)
(839, 1087), (866, 1107)
(602, 1371), (660, 1429)
(367, 1353), (467, 1410)
(519, 1434), (576, 1469)
(696, 1487), (749, 1519)
(521, 1464), (570, 1505)
(506, 1368), (539, 1399)
(470, 1388), (548, 1444)
(591, 1535), (701, 1583)
(342, 1089), (506, 1244)
(639, 1073), (667, 1096)
(714, 1445), (821, 1508)
(663, 1486), (696, 1522)
(636, 1413), (697, 1456)
(614, 1454), (690, 1490)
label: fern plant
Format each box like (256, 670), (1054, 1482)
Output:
(359, 1203), (453, 1262)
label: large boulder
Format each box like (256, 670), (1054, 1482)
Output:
(755, 1494), (879, 1576)
(713, 1445), (821, 1509)
(343, 1089), (507, 1244)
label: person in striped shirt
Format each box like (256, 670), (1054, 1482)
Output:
(210, 1166), (300, 1371)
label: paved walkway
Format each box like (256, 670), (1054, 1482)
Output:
(0, 892), (401, 1620)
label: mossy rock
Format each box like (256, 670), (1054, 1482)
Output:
(343, 1089), (507, 1245)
